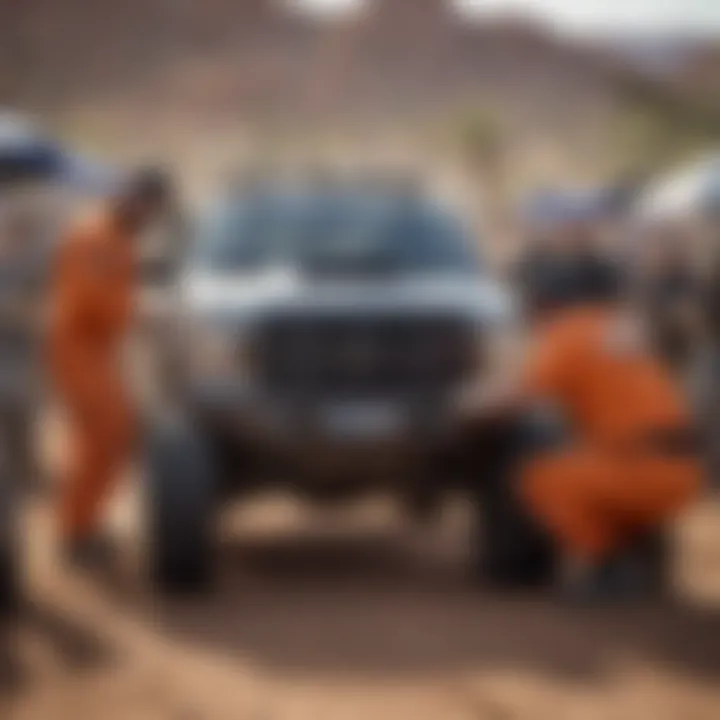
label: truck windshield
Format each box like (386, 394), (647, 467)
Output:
(194, 194), (480, 274)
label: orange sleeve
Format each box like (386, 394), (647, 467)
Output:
(53, 227), (130, 338)
(53, 228), (91, 332)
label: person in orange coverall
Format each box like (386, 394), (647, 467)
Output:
(463, 276), (701, 603)
(49, 170), (169, 566)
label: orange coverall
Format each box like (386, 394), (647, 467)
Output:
(521, 306), (701, 560)
(49, 210), (135, 541)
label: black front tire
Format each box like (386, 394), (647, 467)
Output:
(147, 418), (217, 594)
(471, 471), (555, 590)
(468, 416), (557, 589)
(0, 551), (15, 618)
(0, 459), (18, 617)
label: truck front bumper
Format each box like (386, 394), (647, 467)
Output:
(187, 379), (468, 471)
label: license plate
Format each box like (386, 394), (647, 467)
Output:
(320, 401), (405, 439)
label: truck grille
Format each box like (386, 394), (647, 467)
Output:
(255, 314), (476, 399)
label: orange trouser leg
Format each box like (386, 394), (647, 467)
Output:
(59, 373), (133, 542)
(522, 449), (700, 560)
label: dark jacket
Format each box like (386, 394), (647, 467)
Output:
(515, 248), (623, 317)
(645, 266), (700, 371)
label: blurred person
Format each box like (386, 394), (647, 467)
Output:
(0, 205), (43, 485)
(461, 270), (702, 604)
(0, 202), (37, 619)
(703, 215), (720, 485)
(642, 227), (703, 376)
(48, 169), (170, 566)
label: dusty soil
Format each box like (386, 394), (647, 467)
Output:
(3, 417), (720, 720)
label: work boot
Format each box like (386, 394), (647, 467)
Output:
(603, 539), (670, 601)
(558, 559), (616, 606)
(61, 533), (116, 574)
(559, 551), (662, 607)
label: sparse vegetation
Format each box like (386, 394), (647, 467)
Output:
(451, 109), (510, 239)
(613, 74), (720, 179)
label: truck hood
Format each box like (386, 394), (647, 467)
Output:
(183, 269), (514, 326)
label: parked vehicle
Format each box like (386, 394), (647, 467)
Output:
(144, 181), (541, 592)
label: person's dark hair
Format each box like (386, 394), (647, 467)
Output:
(527, 256), (626, 318)
(124, 166), (172, 205)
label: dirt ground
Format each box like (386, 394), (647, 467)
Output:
(3, 418), (720, 720)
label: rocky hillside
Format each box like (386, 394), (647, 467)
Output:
(0, 0), (656, 128)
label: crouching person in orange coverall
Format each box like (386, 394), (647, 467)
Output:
(462, 276), (702, 604)
(49, 170), (170, 568)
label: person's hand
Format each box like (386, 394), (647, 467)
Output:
(455, 377), (520, 422)
(456, 324), (526, 422)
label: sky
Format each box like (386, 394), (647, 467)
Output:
(297, 0), (720, 36)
